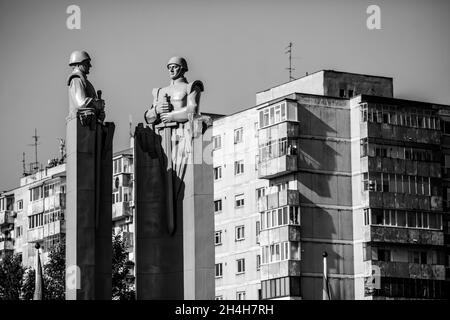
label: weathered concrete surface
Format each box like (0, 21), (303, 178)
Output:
(66, 115), (114, 300)
(134, 121), (214, 300)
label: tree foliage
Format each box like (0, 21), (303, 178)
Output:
(43, 241), (66, 300)
(20, 267), (35, 300)
(112, 231), (135, 300)
(0, 253), (25, 300)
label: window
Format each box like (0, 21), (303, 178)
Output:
(364, 208), (370, 226)
(214, 230), (222, 245)
(214, 166), (222, 180)
(235, 225), (245, 241)
(256, 254), (261, 270)
(214, 199), (222, 213)
(215, 263), (223, 277)
(339, 89), (346, 98)
(348, 89), (354, 98)
(234, 160), (244, 175)
(213, 135), (222, 150)
(236, 259), (245, 274)
(378, 248), (391, 262)
(289, 206), (300, 225)
(235, 194), (245, 208)
(360, 138), (368, 157)
(234, 127), (243, 144)
(236, 291), (246, 300)
(256, 187), (266, 199)
(16, 200), (23, 211)
(362, 172), (369, 191)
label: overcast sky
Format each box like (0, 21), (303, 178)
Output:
(0, 0), (449, 191)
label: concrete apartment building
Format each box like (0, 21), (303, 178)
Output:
(0, 146), (135, 268)
(213, 70), (449, 300)
(0, 164), (66, 267)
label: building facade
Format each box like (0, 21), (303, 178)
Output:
(213, 70), (449, 300)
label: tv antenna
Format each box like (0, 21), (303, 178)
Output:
(285, 42), (295, 81)
(28, 128), (41, 173)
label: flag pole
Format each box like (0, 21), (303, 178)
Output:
(33, 242), (43, 300)
(322, 251), (331, 300)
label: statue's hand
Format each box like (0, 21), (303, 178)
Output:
(160, 111), (174, 123)
(155, 101), (171, 115)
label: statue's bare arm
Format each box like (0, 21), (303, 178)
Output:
(160, 88), (201, 123)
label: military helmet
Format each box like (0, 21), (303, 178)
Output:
(167, 56), (188, 72)
(69, 50), (91, 66)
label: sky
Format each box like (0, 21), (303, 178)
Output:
(0, 0), (449, 191)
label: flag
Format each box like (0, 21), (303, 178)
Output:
(322, 252), (332, 300)
(33, 244), (44, 300)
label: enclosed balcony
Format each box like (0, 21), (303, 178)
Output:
(0, 239), (14, 251)
(0, 211), (15, 227)
(112, 202), (132, 221)
(43, 220), (66, 238)
(258, 189), (300, 212)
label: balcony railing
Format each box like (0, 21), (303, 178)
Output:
(43, 220), (66, 238)
(372, 260), (446, 280)
(0, 211), (15, 226)
(258, 155), (298, 179)
(0, 239), (14, 251)
(112, 202), (132, 221)
(260, 260), (301, 280)
(364, 225), (444, 246)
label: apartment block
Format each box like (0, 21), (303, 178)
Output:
(213, 70), (449, 300)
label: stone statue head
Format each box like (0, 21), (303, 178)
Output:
(69, 50), (92, 75)
(167, 56), (188, 80)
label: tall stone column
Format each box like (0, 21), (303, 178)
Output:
(65, 113), (114, 300)
(134, 119), (214, 299)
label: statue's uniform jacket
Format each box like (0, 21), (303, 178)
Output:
(67, 70), (98, 118)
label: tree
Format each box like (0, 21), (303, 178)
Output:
(0, 253), (25, 300)
(112, 231), (135, 300)
(21, 267), (35, 300)
(43, 241), (66, 300)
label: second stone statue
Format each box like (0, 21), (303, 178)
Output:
(134, 56), (214, 299)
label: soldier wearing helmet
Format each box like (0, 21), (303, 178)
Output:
(145, 56), (203, 125)
(67, 50), (105, 122)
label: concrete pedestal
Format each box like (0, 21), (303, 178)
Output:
(65, 114), (114, 300)
(134, 119), (214, 300)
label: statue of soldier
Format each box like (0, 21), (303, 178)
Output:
(67, 50), (105, 126)
(144, 56), (205, 235)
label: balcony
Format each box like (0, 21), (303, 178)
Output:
(0, 239), (14, 251)
(0, 211), (15, 226)
(43, 220), (66, 238)
(122, 231), (134, 251)
(258, 155), (298, 179)
(260, 260), (301, 280)
(258, 189), (299, 212)
(364, 225), (444, 246)
(259, 225), (301, 246)
(112, 202), (132, 221)
(372, 261), (446, 280)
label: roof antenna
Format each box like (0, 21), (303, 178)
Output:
(28, 128), (41, 173)
(285, 42), (295, 81)
(22, 152), (28, 176)
(129, 114), (134, 148)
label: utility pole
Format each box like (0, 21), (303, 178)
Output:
(285, 42), (295, 81)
